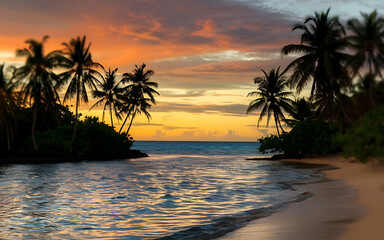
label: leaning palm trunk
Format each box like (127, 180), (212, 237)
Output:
(31, 104), (38, 150)
(126, 112), (136, 137)
(119, 110), (131, 134)
(274, 114), (281, 137)
(277, 117), (286, 134)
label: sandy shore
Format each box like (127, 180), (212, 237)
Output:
(218, 155), (384, 240)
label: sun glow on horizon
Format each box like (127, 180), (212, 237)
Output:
(0, 0), (380, 141)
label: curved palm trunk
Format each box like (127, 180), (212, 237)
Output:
(119, 112), (130, 134)
(274, 113), (281, 137)
(126, 112), (136, 137)
(277, 116), (285, 133)
(119, 105), (134, 134)
(31, 104), (38, 150)
(72, 82), (80, 143)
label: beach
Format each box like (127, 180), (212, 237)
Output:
(219, 155), (384, 240)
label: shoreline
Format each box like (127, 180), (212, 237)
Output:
(285, 155), (384, 240)
(219, 155), (383, 240)
(0, 149), (148, 164)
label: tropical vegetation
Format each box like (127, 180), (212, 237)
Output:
(0, 35), (158, 161)
(249, 9), (384, 162)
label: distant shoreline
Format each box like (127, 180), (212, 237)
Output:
(0, 149), (148, 164)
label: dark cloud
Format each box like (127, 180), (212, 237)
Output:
(0, 0), (297, 49)
(152, 102), (255, 116)
(160, 90), (207, 98)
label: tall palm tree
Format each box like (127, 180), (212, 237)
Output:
(118, 63), (159, 135)
(58, 36), (102, 142)
(312, 85), (354, 130)
(246, 67), (293, 136)
(120, 94), (153, 136)
(90, 67), (124, 127)
(13, 36), (62, 150)
(282, 8), (350, 95)
(0, 64), (16, 151)
(347, 10), (384, 78)
(353, 73), (378, 113)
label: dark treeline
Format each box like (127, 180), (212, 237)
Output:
(247, 9), (384, 161)
(0, 35), (159, 158)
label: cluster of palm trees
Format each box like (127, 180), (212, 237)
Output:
(0, 36), (159, 151)
(247, 9), (384, 136)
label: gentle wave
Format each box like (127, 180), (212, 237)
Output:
(0, 141), (329, 239)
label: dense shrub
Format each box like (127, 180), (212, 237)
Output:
(259, 121), (339, 158)
(31, 116), (133, 156)
(335, 105), (384, 162)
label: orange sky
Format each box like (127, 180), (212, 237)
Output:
(0, 0), (382, 141)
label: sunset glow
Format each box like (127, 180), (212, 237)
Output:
(1, 0), (382, 141)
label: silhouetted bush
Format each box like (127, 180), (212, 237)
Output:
(30, 116), (133, 157)
(259, 121), (339, 158)
(335, 105), (384, 162)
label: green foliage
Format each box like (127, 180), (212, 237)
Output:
(74, 116), (133, 155)
(259, 121), (339, 158)
(31, 116), (133, 156)
(335, 105), (384, 162)
(258, 135), (283, 154)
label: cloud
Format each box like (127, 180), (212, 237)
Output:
(152, 102), (251, 116)
(226, 129), (236, 137)
(160, 89), (207, 98)
(0, 0), (298, 64)
(153, 129), (166, 138)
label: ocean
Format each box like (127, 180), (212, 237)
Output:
(0, 141), (330, 239)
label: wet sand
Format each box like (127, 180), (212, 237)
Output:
(219, 155), (384, 240)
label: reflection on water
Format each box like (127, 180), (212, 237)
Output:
(0, 147), (321, 239)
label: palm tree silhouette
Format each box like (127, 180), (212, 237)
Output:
(90, 67), (124, 127)
(282, 8), (350, 95)
(353, 73), (378, 112)
(118, 64), (159, 135)
(283, 98), (315, 127)
(59, 36), (102, 142)
(120, 95), (153, 136)
(347, 10), (384, 79)
(0, 64), (16, 151)
(13, 36), (62, 150)
(247, 67), (293, 136)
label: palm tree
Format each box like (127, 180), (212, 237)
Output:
(246, 67), (293, 136)
(0, 64), (16, 151)
(281, 8), (350, 95)
(312, 85), (354, 130)
(120, 94), (153, 136)
(118, 63), (159, 135)
(58, 36), (102, 142)
(353, 73), (378, 114)
(13, 36), (62, 150)
(283, 98), (315, 127)
(90, 67), (124, 127)
(347, 10), (384, 78)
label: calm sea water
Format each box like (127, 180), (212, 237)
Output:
(0, 141), (327, 239)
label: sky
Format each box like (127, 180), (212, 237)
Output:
(0, 0), (383, 141)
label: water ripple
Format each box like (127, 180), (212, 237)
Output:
(0, 142), (325, 239)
